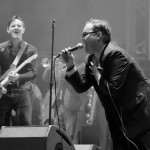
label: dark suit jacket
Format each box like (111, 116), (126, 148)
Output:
(66, 42), (150, 148)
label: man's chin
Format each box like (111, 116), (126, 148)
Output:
(85, 49), (92, 54)
(12, 36), (21, 40)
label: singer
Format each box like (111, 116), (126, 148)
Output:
(60, 19), (150, 150)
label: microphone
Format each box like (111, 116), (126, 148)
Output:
(56, 43), (83, 58)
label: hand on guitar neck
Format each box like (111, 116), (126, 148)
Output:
(7, 71), (20, 83)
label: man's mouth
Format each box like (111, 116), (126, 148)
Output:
(13, 29), (20, 34)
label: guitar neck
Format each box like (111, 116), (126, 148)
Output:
(13, 54), (37, 74)
(13, 62), (26, 74)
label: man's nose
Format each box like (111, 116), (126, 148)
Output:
(13, 28), (19, 32)
(14, 25), (19, 29)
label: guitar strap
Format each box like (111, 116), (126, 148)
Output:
(10, 41), (28, 69)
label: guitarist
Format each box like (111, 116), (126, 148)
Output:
(0, 15), (38, 128)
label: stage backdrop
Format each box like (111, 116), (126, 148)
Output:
(0, 0), (149, 96)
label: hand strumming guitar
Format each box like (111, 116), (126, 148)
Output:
(8, 71), (20, 83)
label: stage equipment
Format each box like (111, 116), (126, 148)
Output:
(0, 125), (75, 150)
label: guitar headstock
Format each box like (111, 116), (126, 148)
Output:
(25, 54), (38, 63)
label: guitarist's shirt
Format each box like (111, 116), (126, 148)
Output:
(0, 40), (38, 90)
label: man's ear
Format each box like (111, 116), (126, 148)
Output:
(22, 28), (25, 34)
(97, 31), (102, 40)
(7, 28), (10, 33)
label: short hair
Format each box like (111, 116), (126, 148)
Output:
(86, 18), (111, 44)
(7, 15), (25, 29)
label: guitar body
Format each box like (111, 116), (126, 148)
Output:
(0, 54), (37, 97)
(0, 68), (14, 82)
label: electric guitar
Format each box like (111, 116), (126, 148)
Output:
(0, 54), (38, 97)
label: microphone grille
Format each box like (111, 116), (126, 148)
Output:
(77, 43), (83, 49)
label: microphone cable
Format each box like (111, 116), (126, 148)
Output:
(106, 82), (139, 150)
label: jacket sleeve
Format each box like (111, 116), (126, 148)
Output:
(65, 55), (95, 93)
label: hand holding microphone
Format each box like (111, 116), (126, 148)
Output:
(56, 43), (83, 58)
(58, 43), (83, 69)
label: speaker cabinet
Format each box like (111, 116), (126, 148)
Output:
(74, 144), (100, 150)
(0, 125), (75, 150)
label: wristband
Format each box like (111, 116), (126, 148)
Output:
(66, 65), (74, 72)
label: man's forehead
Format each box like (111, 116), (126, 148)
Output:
(10, 19), (24, 27)
(83, 23), (93, 32)
(11, 19), (22, 24)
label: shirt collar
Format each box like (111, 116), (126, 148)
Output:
(8, 40), (24, 50)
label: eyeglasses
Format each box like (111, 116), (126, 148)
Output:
(81, 31), (98, 40)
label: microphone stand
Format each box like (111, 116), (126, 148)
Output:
(49, 20), (64, 150)
(49, 19), (56, 125)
